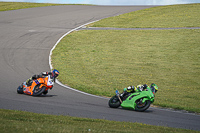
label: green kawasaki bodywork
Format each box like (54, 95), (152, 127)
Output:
(120, 87), (155, 110)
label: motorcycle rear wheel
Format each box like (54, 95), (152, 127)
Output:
(108, 96), (121, 108)
(135, 99), (151, 112)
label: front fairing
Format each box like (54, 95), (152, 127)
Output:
(121, 87), (154, 110)
(22, 81), (33, 95)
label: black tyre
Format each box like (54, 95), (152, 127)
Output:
(17, 85), (24, 94)
(135, 99), (151, 112)
(43, 90), (48, 95)
(32, 85), (46, 96)
(108, 95), (121, 108)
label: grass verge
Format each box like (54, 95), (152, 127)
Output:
(0, 2), (65, 11)
(52, 3), (200, 113)
(0, 109), (198, 133)
(52, 29), (200, 113)
(89, 4), (200, 28)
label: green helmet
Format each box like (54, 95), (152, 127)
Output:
(150, 83), (158, 93)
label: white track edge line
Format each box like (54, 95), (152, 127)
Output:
(49, 20), (108, 100)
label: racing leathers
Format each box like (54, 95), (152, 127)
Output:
(26, 72), (54, 87)
(120, 84), (148, 100)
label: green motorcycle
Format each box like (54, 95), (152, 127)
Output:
(108, 85), (157, 112)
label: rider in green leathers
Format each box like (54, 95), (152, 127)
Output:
(121, 83), (158, 99)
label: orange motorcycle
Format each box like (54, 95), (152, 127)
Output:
(17, 75), (54, 96)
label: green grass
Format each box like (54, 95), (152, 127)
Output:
(0, 2), (199, 132)
(0, 2), (92, 12)
(52, 4), (200, 113)
(89, 4), (200, 28)
(0, 109), (198, 133)
(52, 29), (200, 113)
(0, 2), (64, 11)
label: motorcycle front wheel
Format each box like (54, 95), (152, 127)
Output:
(135, 99), (151, 112)
(108, 95), (121, 108)
(32, 85), (46, 96)
(17, 84), (24, 94)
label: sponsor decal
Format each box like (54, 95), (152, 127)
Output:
(34, 80), (40, 85)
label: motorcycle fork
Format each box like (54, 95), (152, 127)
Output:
(117, 95), (122, 103)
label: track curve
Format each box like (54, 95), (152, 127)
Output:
(0, 5), (199, 131)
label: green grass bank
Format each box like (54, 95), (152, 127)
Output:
(0, 109), (198, 133)
(89, 4), (200, 28)
(52, 29), (200, 113)
(52, 4), (200, 113)
(0, 2), (64, 11)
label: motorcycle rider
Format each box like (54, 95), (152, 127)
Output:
(26, 69), (59, 94)
(136, 84), (148, 91)
(121, 83), (158, 99)
(149, 83), (158, 94)
(120, 85), (137, 100)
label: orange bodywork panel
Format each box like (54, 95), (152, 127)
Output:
(23, 77), (53, 95)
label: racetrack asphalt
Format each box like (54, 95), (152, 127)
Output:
(0, 5), (200, 131)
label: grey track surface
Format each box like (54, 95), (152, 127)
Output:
(0, 5), (199, 131)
